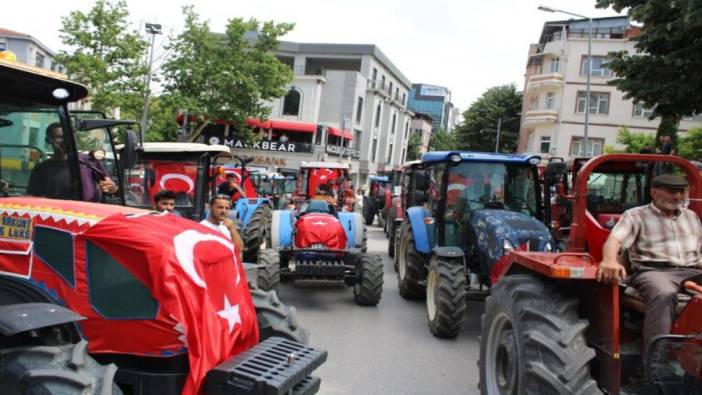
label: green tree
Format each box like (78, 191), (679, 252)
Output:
(605, 126), (656, 153)
(161, 6), (294, 142)
(428, 127), (456, 151)
(144, 94), (181, 142)
(406, 132), (422, 160)
(454, 84), (522, 152)
(596, 0), (702, 142)
(56, 0), (148, 119)
(678, 128), (702, 160)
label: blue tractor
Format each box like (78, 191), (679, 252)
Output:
(396, 151), (554, 338)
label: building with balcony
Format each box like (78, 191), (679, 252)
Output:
(0, 27), (59, 71)
(202, 39), (414, 187)
(518, 16), (702, 159)
(407, 83), (458, 132)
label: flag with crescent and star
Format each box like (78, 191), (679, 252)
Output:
(82, 213), (258, 395)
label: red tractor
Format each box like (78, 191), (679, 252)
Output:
(386, 161), (423, 259)
(0, 59), (324, 394)
(480, 154), (702, 394)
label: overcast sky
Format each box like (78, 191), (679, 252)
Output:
(5, 0), (622, 114)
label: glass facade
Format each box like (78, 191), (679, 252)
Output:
(407, 84), (450, 130)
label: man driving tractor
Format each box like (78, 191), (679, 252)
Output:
(597, 174), (702, 353)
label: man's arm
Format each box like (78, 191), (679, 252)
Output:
(222, 218), (244, 261)
(596, 235), (627, 284)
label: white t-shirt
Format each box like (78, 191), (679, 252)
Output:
(199, 219), (231, 240)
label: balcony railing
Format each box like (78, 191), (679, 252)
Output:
(527, 72), (564, 92)
(523, 109), (558, 126)
(366, 80), (389, 96)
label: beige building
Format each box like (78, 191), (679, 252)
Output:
(518, 16), (702, 159)
(410, 112), (434, 154)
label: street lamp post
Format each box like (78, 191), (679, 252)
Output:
(494, 117), (502, 153)
(538, 5), (592, 157)
(141, 23), (162, 141)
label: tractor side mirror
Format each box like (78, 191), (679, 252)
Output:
(544, 162), (566, 185)
(120, 129), (138, 171)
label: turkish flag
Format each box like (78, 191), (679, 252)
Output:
(294, 213), (347, 249)
(83, 213), (259, 394)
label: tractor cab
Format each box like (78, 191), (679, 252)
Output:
(388, 160), (425, 259)
(363, 174), (391, 226)
(294, 161), (353, 210)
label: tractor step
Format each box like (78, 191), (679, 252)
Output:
(205, 336), (327, 395)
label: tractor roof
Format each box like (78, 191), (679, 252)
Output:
(140, 142), (232, 156)
(300, 161), (351, 169)
(421, 151), (541, 165)
(0, 58), (88, 105)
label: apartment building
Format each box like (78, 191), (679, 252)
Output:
(518, 16), (702, 159)
(407, 83), (458, 132)
(0, 28), (59, 71)
(410, 112), (434, 154)
(203, 39), (414, 186)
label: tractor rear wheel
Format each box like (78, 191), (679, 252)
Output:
(363, 197), (374, 225)
(257, 248), (280, 291)
(353, 254), (384, 306)
(388, 221), (396, 258)
(480, 275), (601, 395)
(427, 256), (467, 338)
(243, 203), (271, 262)
(0, 340), (122, 394)
(250, 287), (309, 344)
(361, 223), (368, 253)
(397, 222), (426, 300)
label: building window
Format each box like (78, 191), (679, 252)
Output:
(539, 136), (551, 154)
(549, 57), (560, 73)
(546, 92), (556, 110)
(387, 143), (394, 163)
(404, 121), (409, 139)
(50, 61), (56, 71)
(391, 113), (397, 135)
(35, 52), (45, 68)
(375, 103), (382, 128)
(633, 102), (655, 119)
(381, 75), (386, 89)
(371, 137), (378, 161)
(282, 89), (301, 116)
(372, 68), (378, 82)
(570, 137), (604, 157)
(0, 42), (6, 51)
(402, 93), (406, 106)
(354, 129), (362, 150)
(389, 82), (393, 97)
(576, 91), (610, 114)
(395, 87), (399, 100)
(356, 97), (364, 123)
(528, 96), (539, 111)
(580, 56), (612, 77)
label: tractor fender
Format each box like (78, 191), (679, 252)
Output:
(432, 246), (465, 260)
(406, 206), (432, 254)
(270, 209), (293, 249)
(337, 212), (364, 249)
(235, 198), (271, 227)
(0, 303), (84, 336)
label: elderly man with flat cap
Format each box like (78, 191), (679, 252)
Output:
(597, 174), (702, 352)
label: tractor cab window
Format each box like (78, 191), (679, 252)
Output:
(586, 172), (646, 216)
(0, 105), (81, 200)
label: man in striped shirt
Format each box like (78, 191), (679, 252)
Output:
(597, 174), (702, 352)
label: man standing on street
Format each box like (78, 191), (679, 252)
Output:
(596, 174), (702, 353)
(200, 195), (244, 261)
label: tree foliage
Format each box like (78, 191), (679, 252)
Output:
(605, 126), (656, 153)
(56, 0), (147, 119)
(678, 128), (702, 160)
(161, 6), (294, 142)
(454, 84), (522, 152)
(596, 0), (702, 138)
(406, 132), (422, 160)
(428, 127), (456, 151)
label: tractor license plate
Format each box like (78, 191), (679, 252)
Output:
(311, 243), (326, 249)
(570, 267), (584, 278)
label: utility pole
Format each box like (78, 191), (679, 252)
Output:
(141, 23), (162, 142)
(494, 117), (502, 153)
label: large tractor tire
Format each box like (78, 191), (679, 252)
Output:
(0, 340), (122, 394)
(397, 222), (427, 300)
(480, 275), (601, 395)
(243, 203), (271, 262)
(363, 197), (374, 226)
(388, 221), (397, 258)
(361, 223), (368, 253)
(426, 256), (467, 338)
(353, 254), (384, 306)
(256, 248), (280, 291)
(250, 287), (309, 345)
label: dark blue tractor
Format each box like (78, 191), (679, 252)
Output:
(396, 151), (555, 338)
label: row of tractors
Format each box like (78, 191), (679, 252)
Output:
(371, 151), (702, 394)
(0, 59), (333, 394)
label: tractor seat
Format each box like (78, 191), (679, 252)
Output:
(301, 200), (337, 216)
(620, 285), (691, 315)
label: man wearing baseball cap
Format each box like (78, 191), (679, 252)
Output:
(597, 174), (702, 353)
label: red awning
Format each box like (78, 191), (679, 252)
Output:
(327, 126), (353, 140)
(248, 119), (316, 133)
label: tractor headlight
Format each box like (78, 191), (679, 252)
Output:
(503, 239), (515, 254)
(544, 241), (553, 252)
(449, 153), (462, 163)
(528, 157), (541, 165)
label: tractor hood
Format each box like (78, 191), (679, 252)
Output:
(294, 213), (347, 249)
(470, 209), (553, 269)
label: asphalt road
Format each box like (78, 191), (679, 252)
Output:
(277, 224), (483, 395)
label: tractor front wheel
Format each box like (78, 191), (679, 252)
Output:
(479, 275), (601, 395)
(353, 254), (384, 306)
(426, 256), (467, 338)
(0, 340), (122, 394)
(397, 222), (426, 300)
(243, 204), (272, 262)
(363, 197), (374, 226)
(257, 248), (281, 291)
(250, 287), (309, 344)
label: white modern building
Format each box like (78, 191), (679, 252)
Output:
(203, 39), (414, 187)
(518, 16), (702, 159)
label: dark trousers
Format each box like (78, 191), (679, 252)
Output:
(629, 267), (702, 353)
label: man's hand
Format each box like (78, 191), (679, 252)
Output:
(596, 260), (627, 284)
(98, 177), (118, 194)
